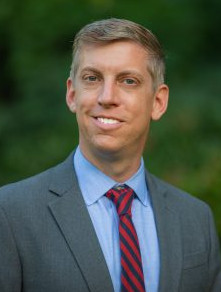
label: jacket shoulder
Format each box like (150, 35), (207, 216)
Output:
(147, 172), (210, 214)
(0, 152), (74, 207)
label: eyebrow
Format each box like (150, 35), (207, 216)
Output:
(80, 67), (144, 81)
(116, 70), (144, 82)
(80, 67), (101, 75)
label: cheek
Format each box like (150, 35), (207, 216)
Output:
(74, 96), (89, 114)
(75, 99), (93, 130)
(132, 101), (153, 129)
(75, 89), (98, 108)
(131, 97), (153, 117)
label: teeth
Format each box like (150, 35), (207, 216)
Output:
(97, 117), (119, 124)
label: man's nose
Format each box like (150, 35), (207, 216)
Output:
(98, 80), (119, 107)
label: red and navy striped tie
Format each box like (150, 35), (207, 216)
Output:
(106, 184), (145, 292)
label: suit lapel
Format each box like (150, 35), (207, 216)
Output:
(146, 172), (183, 292)
(48, 152), (113, 292)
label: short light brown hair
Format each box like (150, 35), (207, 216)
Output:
(70, 18), (165, 90)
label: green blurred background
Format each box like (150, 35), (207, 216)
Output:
(0, 0), (220, 241)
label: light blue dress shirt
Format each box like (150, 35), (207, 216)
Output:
(74, 147), (160, 292)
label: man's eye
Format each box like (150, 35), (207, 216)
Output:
(85, 75), (98, 82)
(123, 78), (136, 85)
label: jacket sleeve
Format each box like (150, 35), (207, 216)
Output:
(207, 206), (221, 291)
(0, 205), (22, 292)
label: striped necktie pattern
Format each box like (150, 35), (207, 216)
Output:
(106, 184), (145, 292)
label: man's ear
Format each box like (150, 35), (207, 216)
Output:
(151, 84), (169, 121)
(66, 77), (76, 113)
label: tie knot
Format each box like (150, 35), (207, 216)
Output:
(106, 184), (134, 216)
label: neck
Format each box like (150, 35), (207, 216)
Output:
(79, 146), (142, 183)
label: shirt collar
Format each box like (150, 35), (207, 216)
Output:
(74, 146), (150, 207)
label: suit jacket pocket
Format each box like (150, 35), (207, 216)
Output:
(183, 251), (208, 270)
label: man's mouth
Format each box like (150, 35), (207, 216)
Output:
(96, 117), (120, 125)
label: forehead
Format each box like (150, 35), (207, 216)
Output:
(76, 41), (150, 73)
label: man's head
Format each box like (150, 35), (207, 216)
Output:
(70, 18), (165, 91)
(66, 18), (169, 179)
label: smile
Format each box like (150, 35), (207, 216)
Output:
(97, 117), (120, 125)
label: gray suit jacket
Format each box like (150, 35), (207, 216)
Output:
(0, 152), (220, 292)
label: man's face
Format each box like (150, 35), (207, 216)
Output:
(66, 41), (168, 161)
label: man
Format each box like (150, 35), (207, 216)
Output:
(0, 18), (220, 292)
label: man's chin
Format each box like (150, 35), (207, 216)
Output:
(80, 136), (126, 161)
(93, 144), (123, 158)
(83, 141), (126, 163)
